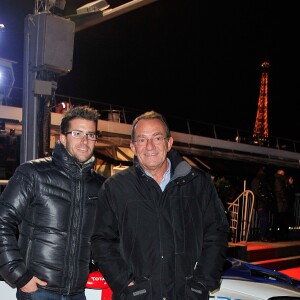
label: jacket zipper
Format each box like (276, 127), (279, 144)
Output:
(67, 170), (82, 294)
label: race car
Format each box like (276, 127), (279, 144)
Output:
(1, 257), (300, 299)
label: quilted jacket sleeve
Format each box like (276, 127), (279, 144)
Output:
(0, 163), (35, 287)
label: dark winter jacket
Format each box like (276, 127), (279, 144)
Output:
(0, 142), (105, 295)
(92, 149), (229, 300)
(251, 172), (274, 210)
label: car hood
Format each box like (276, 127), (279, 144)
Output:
(219, 257), (300, 298)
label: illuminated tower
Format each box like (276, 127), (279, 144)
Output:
(253, 61), (270, 145)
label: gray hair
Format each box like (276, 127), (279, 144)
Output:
(131, 110), (170, 142)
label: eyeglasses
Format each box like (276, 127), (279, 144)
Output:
(133, 136), (168, 146)
(65, 130), (98, 141)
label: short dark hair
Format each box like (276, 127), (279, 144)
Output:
(131, 110), (170, 141)
(60, 106), (100, 134)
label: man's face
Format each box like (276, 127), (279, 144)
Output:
(60, 118), (97, 163)
(130, 118), (173, 174)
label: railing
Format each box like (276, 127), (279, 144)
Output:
(2, 88), (300, 154)
(227, 188), (255, 243)
(228, 190), (300, 244)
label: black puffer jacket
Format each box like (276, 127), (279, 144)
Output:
(92, 149), (229, 300)
(0, 142), (105, 295)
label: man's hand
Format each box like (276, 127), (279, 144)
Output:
(20, 276), (47, 293)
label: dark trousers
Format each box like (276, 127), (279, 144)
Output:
(257, 207), (270, 240)
(16, 288), (86, 300)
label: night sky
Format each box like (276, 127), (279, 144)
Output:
(0, 0), (299, 140)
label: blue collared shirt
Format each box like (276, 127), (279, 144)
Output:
(145, 158), (171, 191)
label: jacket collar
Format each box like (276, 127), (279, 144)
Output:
(52, 141), (95, 174)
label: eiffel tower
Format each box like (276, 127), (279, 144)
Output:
(253, 61), (270, 145)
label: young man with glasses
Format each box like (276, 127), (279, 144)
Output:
(92, 110), (230, 300)
(0, 106), (106, 300)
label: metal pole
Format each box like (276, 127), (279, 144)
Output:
(21, 15), (40, 163)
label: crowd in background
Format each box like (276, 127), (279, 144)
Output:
(251, 166), (296, 242)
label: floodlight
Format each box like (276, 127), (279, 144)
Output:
(53, 0), (66, 10)
(0, 58), (16, 99)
